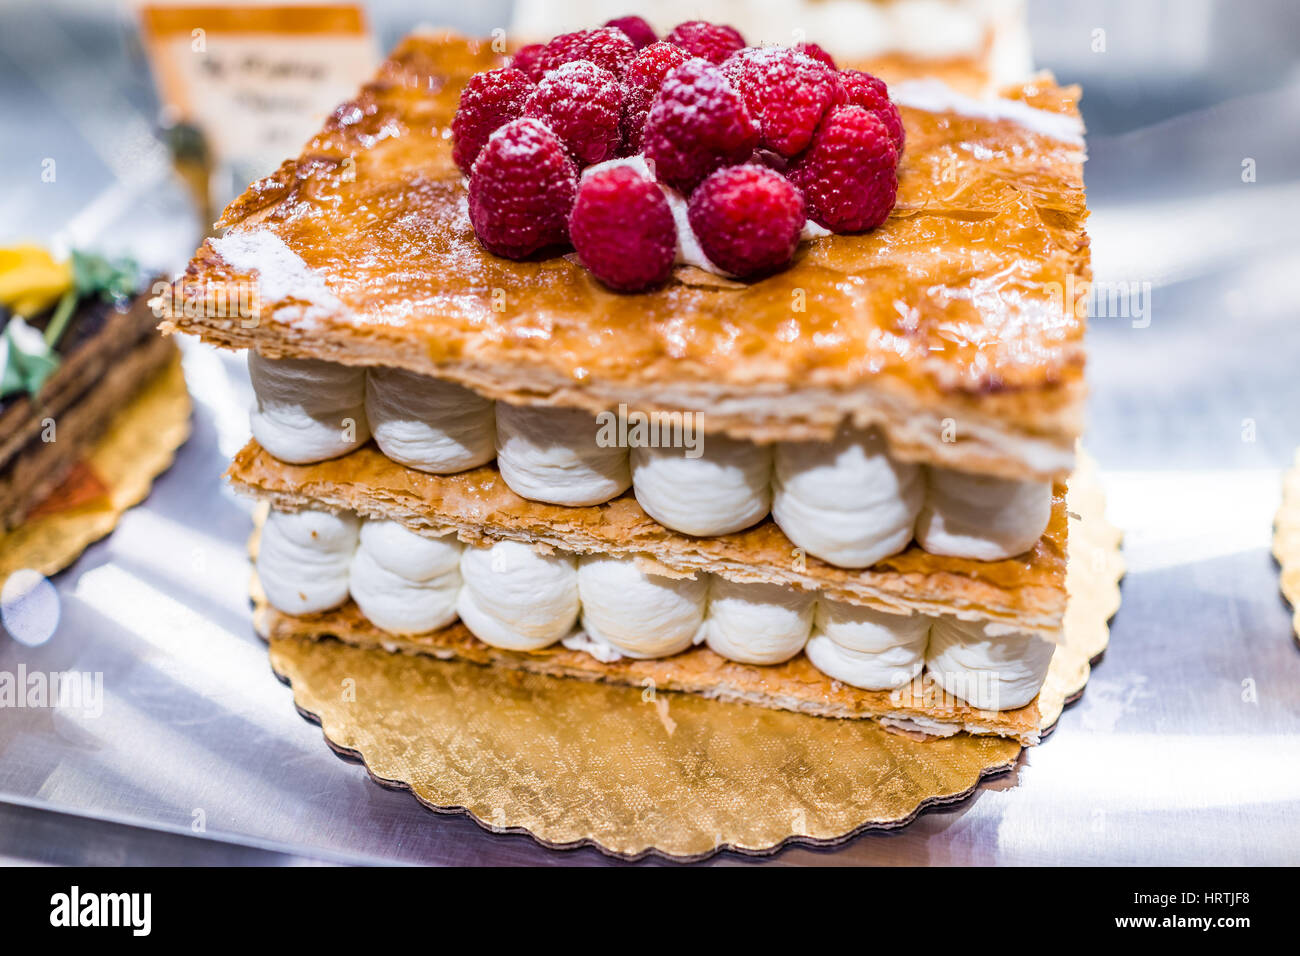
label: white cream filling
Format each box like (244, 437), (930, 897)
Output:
(364, 367), (497, 475)
(805, 599), (931, 690)
(495, 403), (631, 507)
(704, 578), (814, 665)
(925, 616), (1055, 711)
(630, 436), (771, 537)
(457, 539), (579, 650)
(248, 359), (1053, 562)
(263, 511), (1052, 710)
(348, 520), (462, 634)
(916, 467), (1053, 560)
(806, 636), (923, 692)
(257, 507), (358, 615)
(248, 353), (370, 464)
(577, 554), (707, 659)
(772, 426), (923, 568)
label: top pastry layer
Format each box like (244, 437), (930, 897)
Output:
(159, 32), (1090, 481)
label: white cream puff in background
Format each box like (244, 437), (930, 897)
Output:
(704, 577), (813, 664)
(804, 599), (931, 690)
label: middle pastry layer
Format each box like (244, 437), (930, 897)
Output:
(228, 440), (1070, 636)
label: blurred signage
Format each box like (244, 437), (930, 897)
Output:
(139, 3), (376, 212)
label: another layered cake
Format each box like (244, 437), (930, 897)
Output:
(159, 20), (1090, 744)
(2, 246), (177, 534)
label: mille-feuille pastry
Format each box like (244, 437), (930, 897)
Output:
(1, 246), (177, 534)
(159, 20), (1090, 744)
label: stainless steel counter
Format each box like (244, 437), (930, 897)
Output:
(1, 0), (1298, 865)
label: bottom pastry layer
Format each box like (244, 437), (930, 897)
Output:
(254, 591), (1046, 745)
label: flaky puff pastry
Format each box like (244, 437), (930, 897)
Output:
(158, 32), (1090, 482)
(228, 440), (1068, 637)
(255, 595), (1044, 745)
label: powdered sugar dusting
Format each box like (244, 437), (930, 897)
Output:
(211, 230), (342, 329)
(891, 79), (1085, 145)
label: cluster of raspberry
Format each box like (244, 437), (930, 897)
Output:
(454, 17), (905, 289)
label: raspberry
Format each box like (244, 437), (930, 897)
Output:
(468, 118), (578, 259)
(796, 42), (837, 69)
(618, 41), (690, 154)
(788, 106), (897, 232)
(642, 60), (757, 194)
(665, 20), (746, 64)
(837, 70), (905, 155)
(570, 163), (676, 291)
(537, 27), (635, 79)
(451, 67), (533, 174)
(604, 15), (657, 49)
(724, 47), (840, 157)
(687, 164), (805, 278)
(524, 60), (622, 165)
(511, 43), (548, 81)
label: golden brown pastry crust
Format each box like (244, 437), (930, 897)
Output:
(158, 32), (1090, 481)
(228, 439), (1069, 635)
(255, 597), (1043, 745)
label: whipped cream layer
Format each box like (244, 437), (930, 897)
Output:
(350, 519), (462, 634)
(257, 506), (359, 614)
(248, 354), (369, 464)
(495, 403), (632, 506)
(458, 538), (580, 650)
(366, 366), (496, 474)
(259, 506), (1056, 711)
(249, 358), (1053, 564)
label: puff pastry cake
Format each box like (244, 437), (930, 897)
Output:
(3, 248), (176, 533)
(159, 20), (1092, 743)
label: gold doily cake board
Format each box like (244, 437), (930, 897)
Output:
(0, 353), (192, 578)
(1274, 450), (1300, 641)
(263, 451), (1123, 859)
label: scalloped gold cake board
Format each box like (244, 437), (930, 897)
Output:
(1274, 450), (1300, 641)
(0, 353), (191, 578)
(264, 450), (1122, 859)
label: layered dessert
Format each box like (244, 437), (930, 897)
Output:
(2, 246), (177, 534)
(159, 19), (1090, 745)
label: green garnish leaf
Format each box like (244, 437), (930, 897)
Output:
(1, 316), (61, 400)
(0, 250), (141, 399)
(71, 249), (139, 304)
